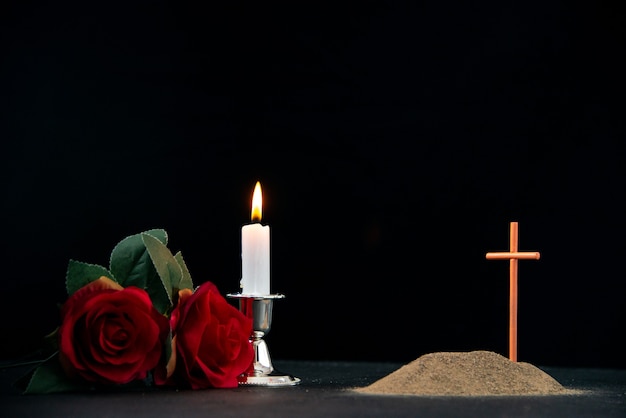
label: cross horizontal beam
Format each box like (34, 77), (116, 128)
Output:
(486, 252), (540, 260)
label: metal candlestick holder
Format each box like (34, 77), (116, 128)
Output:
(227, 293), (301, 386)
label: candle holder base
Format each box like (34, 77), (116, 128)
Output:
(227, 293), (300, 387)
(238, 369), (301, 387)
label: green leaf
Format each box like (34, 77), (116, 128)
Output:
(174, 251), (194, 291)
(65, 260), (113, 297)
(109, 229), (171, 314)
(142, 233), (181, 309)
(20, 352), (89, 394)
(109, 229), (167, 281)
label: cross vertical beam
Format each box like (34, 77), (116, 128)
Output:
(509, 222), (519, 363)
(486, 221), (540, 362)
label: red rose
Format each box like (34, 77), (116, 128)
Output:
(58, 276), (169, 385)
(158, 282), (254, 389)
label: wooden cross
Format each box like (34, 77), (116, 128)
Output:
(485, 221), (540, 362)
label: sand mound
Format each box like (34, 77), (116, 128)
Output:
(354, 350), (581, 396)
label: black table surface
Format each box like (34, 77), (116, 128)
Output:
(2, 359), (625, 418)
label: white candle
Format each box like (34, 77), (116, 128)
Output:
(240, 181), (270, 295)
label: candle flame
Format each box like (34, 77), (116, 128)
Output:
(251, 181), (262, 222)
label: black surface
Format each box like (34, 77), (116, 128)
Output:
(2, 360), (626, 417)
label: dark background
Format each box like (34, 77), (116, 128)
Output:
(1, 1), (624, 368)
